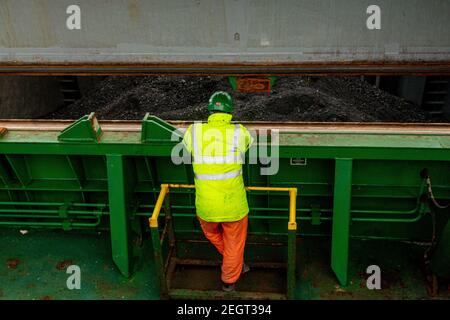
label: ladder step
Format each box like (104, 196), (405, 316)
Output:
(424, 101), (445, 105)
(425, 91), (447, 95)
(428, 80), (448, 85)
(59, 76), (81, 105)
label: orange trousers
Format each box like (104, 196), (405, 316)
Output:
(198, 215), (248, 284)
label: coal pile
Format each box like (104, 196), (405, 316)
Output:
(46, 76), (436, 122)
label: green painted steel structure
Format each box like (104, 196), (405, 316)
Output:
(0, 114), (449, 293)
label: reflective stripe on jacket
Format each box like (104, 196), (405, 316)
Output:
(183, 112), (253, 222)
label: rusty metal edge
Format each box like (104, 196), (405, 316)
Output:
(0, 61), (450, 76)
(2, 119), (450, 135)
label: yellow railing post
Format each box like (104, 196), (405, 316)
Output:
(288, 188), (298, 230)
(149, 184), (169, 228)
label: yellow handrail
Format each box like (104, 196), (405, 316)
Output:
(149, 184), (298, 230)
(149, 184), (169, 228)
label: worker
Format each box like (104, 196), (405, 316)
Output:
(182, 91), (253, 292)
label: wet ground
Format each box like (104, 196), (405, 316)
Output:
(1, 228), (449, 300)
(46, 76), (443, 123)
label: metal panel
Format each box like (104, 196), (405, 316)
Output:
(1, 117), (449, 282)
(0, 0), (450, 74)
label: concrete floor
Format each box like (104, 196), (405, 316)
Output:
(0, 228), (448, 300)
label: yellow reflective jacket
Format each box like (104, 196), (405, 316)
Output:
(182, 113), (253, 222)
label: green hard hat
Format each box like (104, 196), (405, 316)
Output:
(208, 91), (234, 113)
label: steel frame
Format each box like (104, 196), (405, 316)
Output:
(149, 184), (298, 299)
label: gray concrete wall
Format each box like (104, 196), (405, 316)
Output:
(0, 76), (63, 118)
(1, 0), (449, 66)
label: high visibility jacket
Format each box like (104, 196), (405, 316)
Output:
(182, 113), (253, 222)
